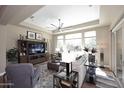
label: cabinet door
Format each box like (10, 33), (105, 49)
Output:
(19, 56), (27, 63)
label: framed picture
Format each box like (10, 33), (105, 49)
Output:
(27, 31), (36, 39)
(36, 33), (42, 40)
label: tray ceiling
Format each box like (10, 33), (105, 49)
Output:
(22, 5), (100, 31)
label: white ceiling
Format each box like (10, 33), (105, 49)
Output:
(23, 5), (100, 31)
(100, 5), (124, 29)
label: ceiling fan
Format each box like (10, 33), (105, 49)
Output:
(50, 19), (64, 31)
(50, 19), (74, 32)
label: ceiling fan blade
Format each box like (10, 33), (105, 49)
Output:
(51, 24), (57, 28)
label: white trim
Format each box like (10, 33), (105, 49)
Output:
(104, 65), (110, 68)
(0, 72), (6, 76)
(112, 18), (124, 33)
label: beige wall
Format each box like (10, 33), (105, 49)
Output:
(0, 25), (6, 74)
(0, 24), (53, 74)
(96, 26), (111, 67)
(53, 26), (111, 68)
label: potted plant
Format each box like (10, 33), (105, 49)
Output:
(91, 48), (97, 54)
(6, 48), (18, 63)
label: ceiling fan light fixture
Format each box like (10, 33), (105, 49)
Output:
(50, 18), (64, 32)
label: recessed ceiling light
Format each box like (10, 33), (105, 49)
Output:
(30, 16), (34, 19)
(89, 5), (93, 7)
(30, 16), (35, 21)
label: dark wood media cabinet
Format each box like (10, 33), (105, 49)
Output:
(18, 40), (48, 64)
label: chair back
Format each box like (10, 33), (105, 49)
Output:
(6, 63), (34, 88)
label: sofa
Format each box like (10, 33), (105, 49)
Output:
(6, 63), (40, 88)
(72, 53), (88, 87)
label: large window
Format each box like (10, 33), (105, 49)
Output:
(56, 31), (96, 52)
(84, 31), (96, 49)
(65, 33), (82, 52)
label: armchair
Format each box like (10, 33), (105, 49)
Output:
(5, 63), (40, 88)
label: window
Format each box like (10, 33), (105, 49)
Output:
(56, 32), (96, 53)
(84, 31), (96, 49)
(56, 35), (64, 52)
(65, 33), (82, 52)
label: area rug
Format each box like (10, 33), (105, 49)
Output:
(95, 68), (120, 88)
(34, 62), (57, 88)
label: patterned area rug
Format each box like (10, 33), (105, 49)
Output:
(34, 62), (57, 88)
(95, 68), (120, 88)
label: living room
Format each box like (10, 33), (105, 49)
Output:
(0, 4), (124, 89)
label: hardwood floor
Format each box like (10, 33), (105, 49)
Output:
(0, 75), (4, 88)
(82, 82), (97, 88)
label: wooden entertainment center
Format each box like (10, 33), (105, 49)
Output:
(18, 40), (48, 64)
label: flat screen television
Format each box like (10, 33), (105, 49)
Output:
(28, 43), (45, 55)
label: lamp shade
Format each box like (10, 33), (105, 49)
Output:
(55, 48), (60, 52)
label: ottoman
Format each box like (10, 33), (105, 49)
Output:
(47, 62), (60, 72)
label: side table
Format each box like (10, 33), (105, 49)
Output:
(53, 71), (78, 88)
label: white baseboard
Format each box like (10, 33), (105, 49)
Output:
(97, 64), (110, 69)
(104, 65), (110, 68)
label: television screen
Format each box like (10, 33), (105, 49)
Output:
(28, 43), (45, 55)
